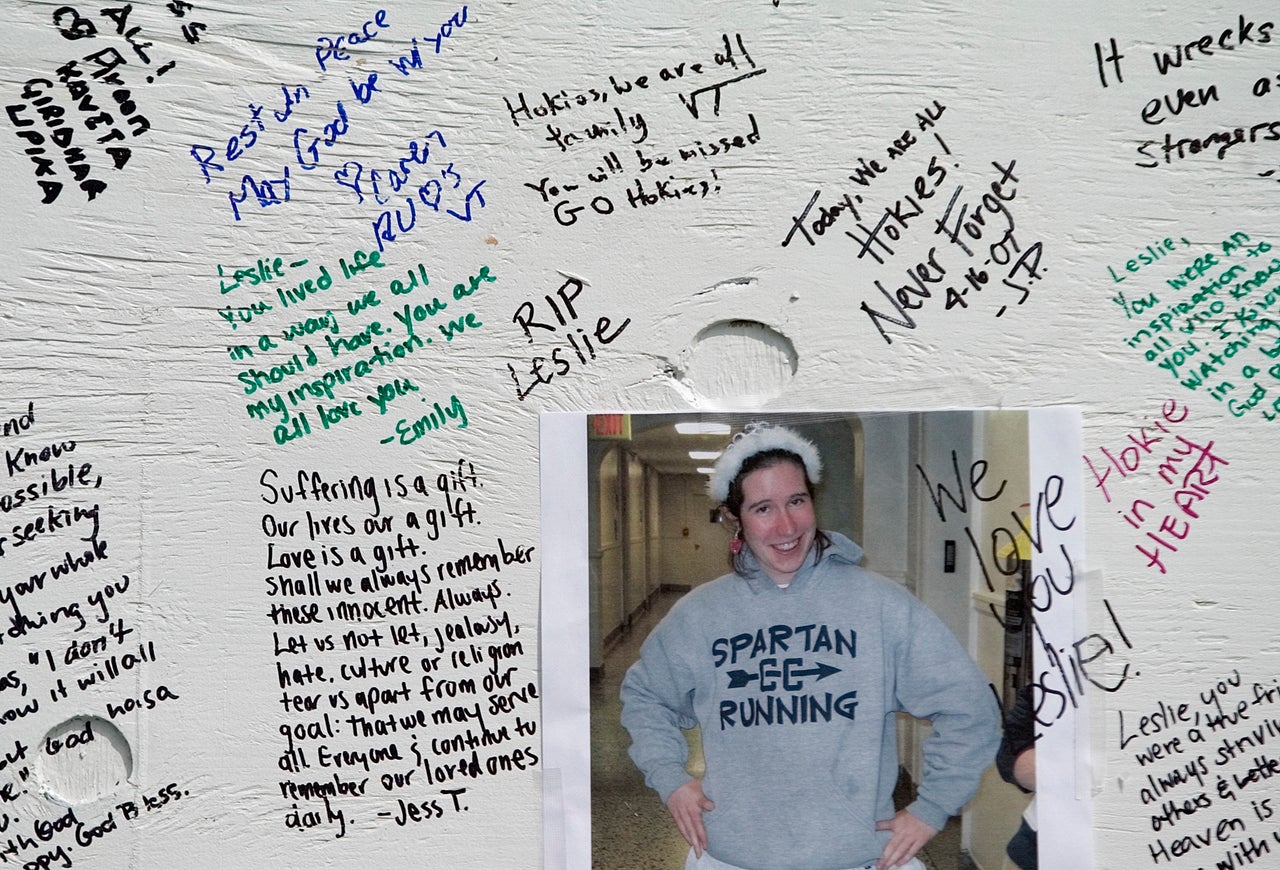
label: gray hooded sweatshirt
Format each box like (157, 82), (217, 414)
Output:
(620, 532), (1000, 870)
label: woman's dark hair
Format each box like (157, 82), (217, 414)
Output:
(721, 448), (831, 574)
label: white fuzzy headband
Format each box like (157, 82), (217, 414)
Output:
(706, 422), (823, 503)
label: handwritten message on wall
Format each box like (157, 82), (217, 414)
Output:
(260, 459), (538, 836)
(7, 2), (1280, 868)
(0, 402), (185, 869)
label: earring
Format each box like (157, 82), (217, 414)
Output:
(730, 527), (743, 554)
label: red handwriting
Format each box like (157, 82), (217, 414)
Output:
(1084, 400), (1229, 573)
(1083, 398), (1189, 502)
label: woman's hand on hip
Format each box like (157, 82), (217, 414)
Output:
(666, 778), (715, 857)
(875, 809), (937, 869)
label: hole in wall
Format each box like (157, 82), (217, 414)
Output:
(37, 716), (132, 803)
(678, 319), (798, 406)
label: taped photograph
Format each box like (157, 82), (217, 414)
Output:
(541, 409), (1090, 870)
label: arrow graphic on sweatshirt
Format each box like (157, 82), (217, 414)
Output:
(726, 660), (841, 689)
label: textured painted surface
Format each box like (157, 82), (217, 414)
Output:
(2, 1), (1279, 868)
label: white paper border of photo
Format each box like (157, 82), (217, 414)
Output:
(541, 408), (1090, 870)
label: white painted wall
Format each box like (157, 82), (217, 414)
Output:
(2, 1), (1277, 867)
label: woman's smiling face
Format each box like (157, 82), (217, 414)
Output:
(736, 459), (816, 586)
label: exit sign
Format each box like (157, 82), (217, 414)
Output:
(588, 414), (630, 439)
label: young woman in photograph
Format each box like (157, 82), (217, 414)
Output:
(621, 423), (1000, 870)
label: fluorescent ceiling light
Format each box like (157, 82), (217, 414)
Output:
(689, 451), (722, 460)
(675, 422), (730, 435)
(696, 467), (716, 475)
